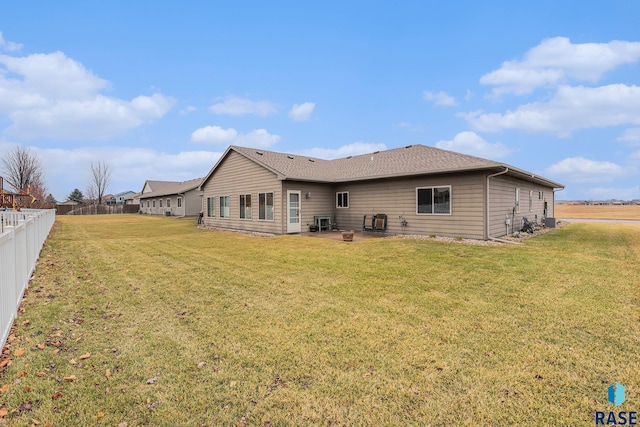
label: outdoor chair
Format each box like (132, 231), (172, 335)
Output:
(362, 214), (374, 232)
(373, 214), (387, 231)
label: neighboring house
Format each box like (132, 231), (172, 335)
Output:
(199, 145), (564, 240)
(113, 190), (138, 205)
(124, 192), (141, 206)
(139, 179), (203, 217)
(103, 193), (115, 205)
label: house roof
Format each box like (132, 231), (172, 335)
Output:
(202, 144), (564, 189)
(139, 178), (203, 199)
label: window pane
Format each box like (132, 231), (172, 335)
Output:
(240, 194), (252, 219)
(433, 187), (450, 214)
(259, 193), (266, 219)
(417, 188), (433, 214)
(266, 193), (274, 220)
(207, 197), (215, 217)
(220, 196), (230, 218)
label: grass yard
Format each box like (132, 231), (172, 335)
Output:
(556, 203), (640, 220)
(1, 215), (640, 426)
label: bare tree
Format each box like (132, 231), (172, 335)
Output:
(88, 161), (113, 205)
(1, 146), (47, 207)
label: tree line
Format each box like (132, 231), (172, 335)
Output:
(1, 145), (113, 209)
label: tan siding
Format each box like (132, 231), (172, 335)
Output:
(334, 172), (486, 239)
(201, 151), (283, 233)
(488, 175), (555, 237)
(183, 189), (202, 216)
(282, 182), (336, 232)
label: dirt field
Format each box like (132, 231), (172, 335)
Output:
(556, 203), (640, 219)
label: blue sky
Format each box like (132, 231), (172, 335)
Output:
(1, 1), (639, 202)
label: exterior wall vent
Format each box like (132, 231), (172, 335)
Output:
(308, 158), (315, 162)
(256, 151), (264, 155)
(287, 155), (294, 159)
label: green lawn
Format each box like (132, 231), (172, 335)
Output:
(1, 215), (639, 426)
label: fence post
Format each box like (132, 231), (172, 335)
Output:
(0, 227), (17, 349)
(0, 209), (56, 349)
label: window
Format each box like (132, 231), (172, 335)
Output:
(153, 200), (156, 208)
(416, 186), (451, 215)
(515, 188), (520, 213)
(159, 199), (163, 208)
(529, 190), (533, 212)
(539, 191), (543, 200)
(206, 197), (215, 217)
(219, 196), (230, 218)
(177, 197), (182, 208)
(147, 201), (150, 208)
(259, 192), (274, 220)
(167, 198), (171, 208)
(240, 194), (252, 219)
(336, 192), (349, 208)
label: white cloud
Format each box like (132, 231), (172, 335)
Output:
(617, 127), (640, 144)
(0, 50), (174, 140)
(481, 37), (640, 95)
(191, 126), (238, 144)
(298, 141), (387, 160)
(288, 102), (315, 121)
(209, 96), (277, 116)
(435, 131), (513, 159)
(39, 145), (221, 200)
(190, 126), (280, 148)
(423, 90), (456, 106)
(179, 105), (197, 115)
(464, 84), (640, 135)
(0, 142), (222, 201)
(545, 157), (628, 183)
(0, 32), (22, 52)
(235, 129), (280, 147)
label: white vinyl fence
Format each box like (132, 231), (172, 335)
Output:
(1, 209), (56, 349)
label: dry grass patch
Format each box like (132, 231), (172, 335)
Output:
(1, 216), (639, 426)
(556, 203), (640, 220)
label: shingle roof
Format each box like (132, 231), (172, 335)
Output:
(139, 178), (203, 198)
(228, 144), (563, 188)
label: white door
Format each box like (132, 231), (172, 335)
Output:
(287, 190), (301, 233)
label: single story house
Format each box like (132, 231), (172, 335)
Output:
(139, 178), (203, 217)
(198, 145), (564, 240)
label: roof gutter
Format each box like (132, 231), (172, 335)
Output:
(486, 167), (520, 245)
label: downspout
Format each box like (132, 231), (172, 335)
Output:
(486, 167), (520, 245)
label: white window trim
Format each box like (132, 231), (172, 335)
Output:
(336, 191), (349, 209)
(219, 195), (230, 219)
(177, 197), (182, 208)
(206, 197), (215, 217)
(515, 188), (520, 213)
(239, 194), (252, 220)
(415, 185), (452, 215)
(167, 198), (171, 208)
(258, 191), (275, 222)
